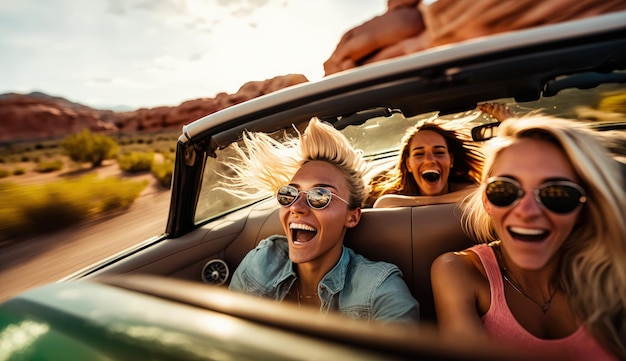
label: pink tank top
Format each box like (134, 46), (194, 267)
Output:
(470, 244), (617, 361)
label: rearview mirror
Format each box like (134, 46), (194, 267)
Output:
(472, 122), (500, 141)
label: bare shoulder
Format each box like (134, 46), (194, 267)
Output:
(431, 247), (489, 299)
(432, 248), (484, 278)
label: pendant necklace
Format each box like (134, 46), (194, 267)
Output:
(496, 245), (558, 314)
(501, 268), (558, 314)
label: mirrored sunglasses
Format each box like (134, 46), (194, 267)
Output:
(276, 185), (350, 209)
(485, 176), (587, 214)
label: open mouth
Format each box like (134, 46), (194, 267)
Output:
(508, 226), (549, 242)
(290, 223), (317, 244)
(421, 170), (441, 183)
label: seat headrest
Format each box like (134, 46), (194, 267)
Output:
(345, 203), (474, 323)
(372, 185), (477, 208)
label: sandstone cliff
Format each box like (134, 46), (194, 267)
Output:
(0, 74), (308, 142)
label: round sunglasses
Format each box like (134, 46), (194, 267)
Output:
(276, 185), (351, 209)
(485, 176), (587, 214)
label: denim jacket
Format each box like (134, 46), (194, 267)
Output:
(229, 235), (420, 323)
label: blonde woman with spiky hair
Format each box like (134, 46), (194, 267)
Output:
(226, 117), (419, 322)
(431, 115), (626, 359)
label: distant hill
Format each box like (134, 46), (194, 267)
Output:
(0, 92), (99, 111)
(0, 74), (308, 142)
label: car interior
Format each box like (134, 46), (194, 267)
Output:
(80, 98), (626, 328)
(84, 191), (474, 324)
(80, 103), (626, 331)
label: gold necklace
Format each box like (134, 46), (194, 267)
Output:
(296, 286), (318, 299)
(295, 284), (318, 307)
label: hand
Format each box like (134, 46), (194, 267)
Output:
(477, 103), (515, 122)
(324, 6), (425, 76)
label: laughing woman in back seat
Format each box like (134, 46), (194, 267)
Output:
(222, 117), (419, 323)
(431, 115), (626, 360)
(364, 123), (484, 207)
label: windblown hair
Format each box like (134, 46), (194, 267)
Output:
(366, 123), (484, 207)
(461, 115), (626, 358)
(221, 117), (369, 209)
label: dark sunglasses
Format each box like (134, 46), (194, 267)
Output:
(276, 185), (350, 209)
(485, 176), (587, 214)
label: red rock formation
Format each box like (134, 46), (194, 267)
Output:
(0, 94), (118, 141)
(124, 73), (308, 133)
(0, 74), (308, 142)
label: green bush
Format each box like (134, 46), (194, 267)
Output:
(0, 175), (148, 240)
(0, 181), (90, 239)
(118, 152), (154, 173)
(36, 159), (63, 173)
(90, 176), (149, 212)
(61, 129), (119, 167)
(151, 153), (174, 189)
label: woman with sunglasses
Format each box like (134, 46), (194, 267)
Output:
(226, 117), (420, 322)
(431, 115), (626, 359)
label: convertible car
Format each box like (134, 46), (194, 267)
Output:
(1, 11), (625, 360)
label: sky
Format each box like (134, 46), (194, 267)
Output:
(0, 1), (386, 110)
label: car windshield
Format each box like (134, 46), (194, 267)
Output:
(195, 81), (626, 223)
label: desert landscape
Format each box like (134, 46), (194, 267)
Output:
(0, 160), (171, 302)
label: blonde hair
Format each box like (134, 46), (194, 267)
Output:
(462, 115), (626, 357)
(222, 117), (369, 208)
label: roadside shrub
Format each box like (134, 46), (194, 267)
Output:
(36, 159), (63, 173)
(61, 129), (119, 167)
(13, 168), (26, 176)
(0, 175), (148, 240)
(21, 188), (92, 233)
(0, 180), (91, 239)
(151, 153), (174, 189)
(118, 152), (154, 173)
(90, 176), (149, 212)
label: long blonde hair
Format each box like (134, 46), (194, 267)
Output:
(221, 117), (369, 208)
(462, 115), (626, 357)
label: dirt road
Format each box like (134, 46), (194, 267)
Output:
(0, 164), (171, 303)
